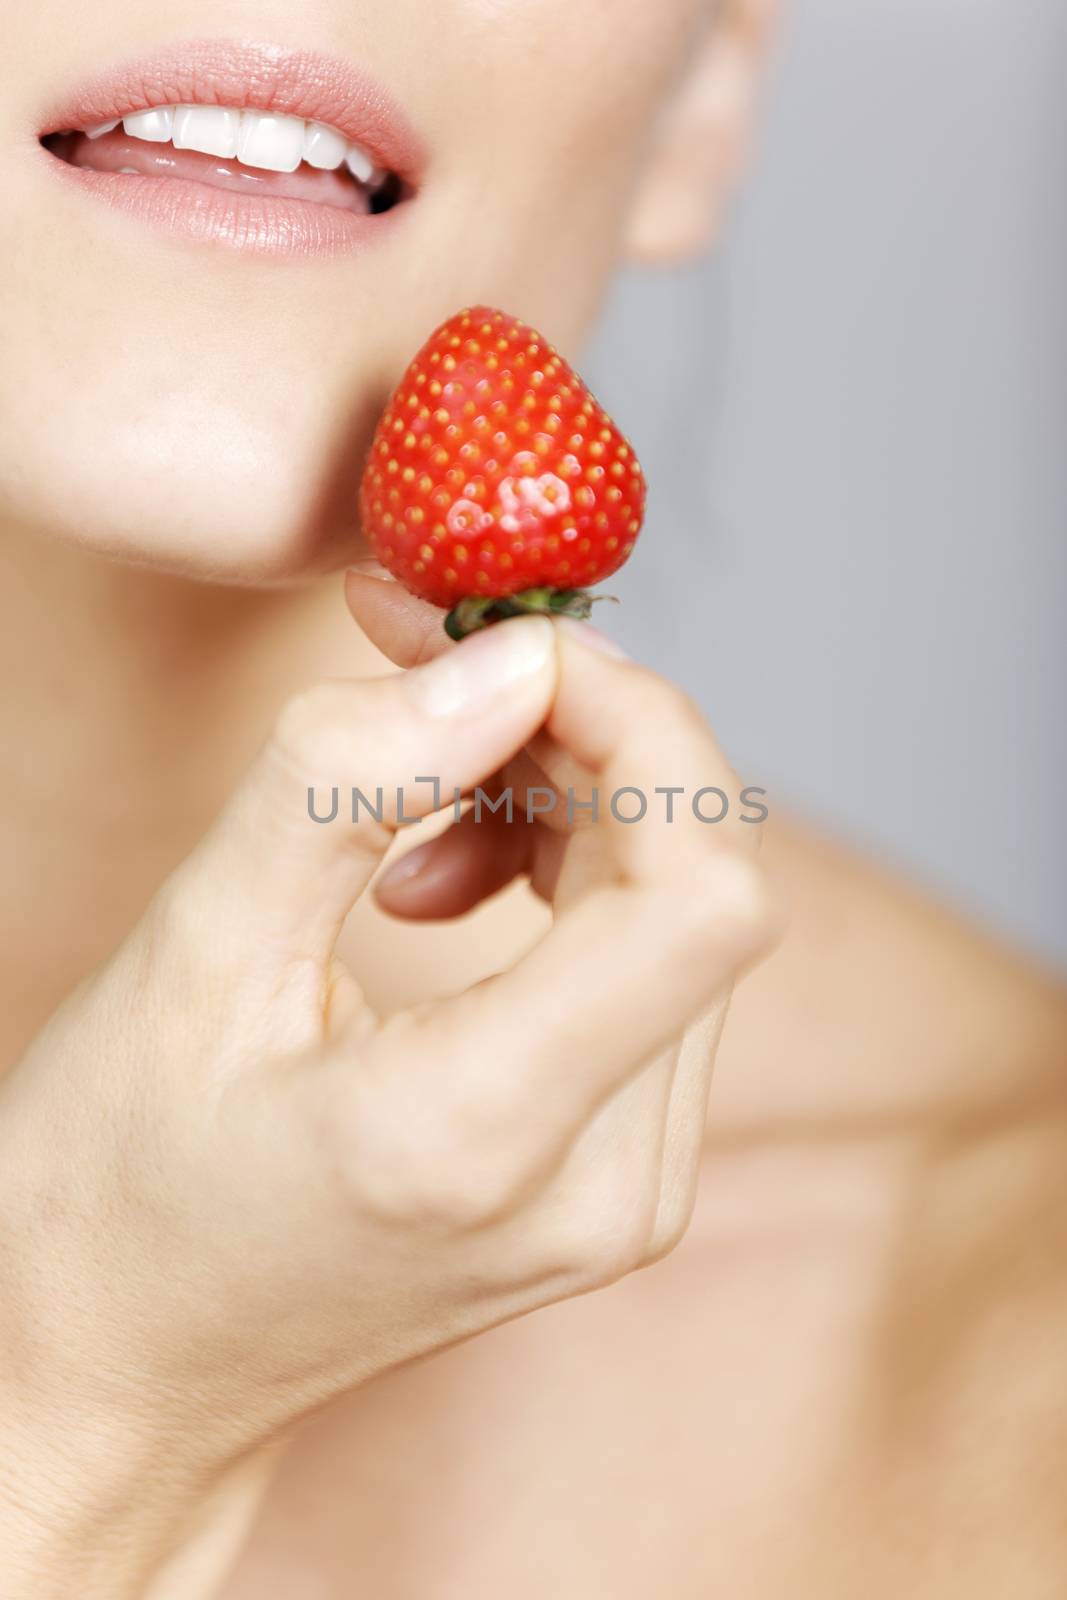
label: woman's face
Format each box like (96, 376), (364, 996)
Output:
(1, 1), (712, 583)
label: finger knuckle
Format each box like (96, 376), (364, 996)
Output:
(272, 682), (351, 781)
(640, 676), (708, 743)
(392, 1162), (529, 1234)
(642, 1195), (695, 1268)
(429, 1161), (531, 1232)
(681, 850), (781, 959)
(343, 1110), (529, 1234)
(550, 1171), (659, 1288)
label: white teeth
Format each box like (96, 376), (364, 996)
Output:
(122, 107), (174, 143)
(302, 120), (348, 171)
(344, 143), (375, 184)
(100, 106), (386, 184)
(237, 110), (304, 173)
(172, 104), (240, 160)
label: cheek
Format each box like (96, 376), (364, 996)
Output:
(412, 0), (700, 345)
(3, 381), (338, 582)
(0, 216), (402, 581)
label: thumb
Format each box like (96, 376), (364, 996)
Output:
(169, 616), (558, 971)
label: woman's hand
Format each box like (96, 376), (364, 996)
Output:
(0, 602), (778, 1598)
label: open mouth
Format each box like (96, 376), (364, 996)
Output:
(43, 110), (405, 218)
(37, 40), (422, 256)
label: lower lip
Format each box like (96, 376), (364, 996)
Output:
(41, 144), (405, 259)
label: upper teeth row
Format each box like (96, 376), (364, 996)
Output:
(85, 106), (382, 182)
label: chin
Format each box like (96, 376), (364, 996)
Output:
(3, 379), (382, 587)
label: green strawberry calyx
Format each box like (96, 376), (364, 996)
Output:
(444, 588), (619, 642)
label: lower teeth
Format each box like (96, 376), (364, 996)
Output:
(41, 133), (404, 213)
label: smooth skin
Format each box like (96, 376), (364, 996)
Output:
(0, 618), (776, 1598)
(1, 0), (1065, 1596)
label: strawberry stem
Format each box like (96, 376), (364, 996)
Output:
(445, 588), (617, 641)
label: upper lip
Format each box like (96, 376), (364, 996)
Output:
(38, 37), (426, 182)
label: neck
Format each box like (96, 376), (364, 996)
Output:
(0, 523), (377, 1056)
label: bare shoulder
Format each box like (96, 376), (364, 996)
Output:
(714, 813), (1067, 1141)
(704, 818), (1067, 1593)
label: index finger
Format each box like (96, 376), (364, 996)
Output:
(345, 565), (451, 668)
(345, 628), (779, 1175)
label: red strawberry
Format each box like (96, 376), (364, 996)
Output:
(358, 307), (646, 639)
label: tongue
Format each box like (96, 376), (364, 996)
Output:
(56, 130), (372, 212)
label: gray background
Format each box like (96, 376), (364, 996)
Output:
(587, 0), (1067, 969)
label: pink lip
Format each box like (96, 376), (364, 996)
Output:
(38, 38), (425, 258)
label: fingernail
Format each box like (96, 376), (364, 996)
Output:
(405, 616), (556, 718)
(378, 840), (435, 893)
(554, 616), (630, 660)
(346, 559), (395, 582)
